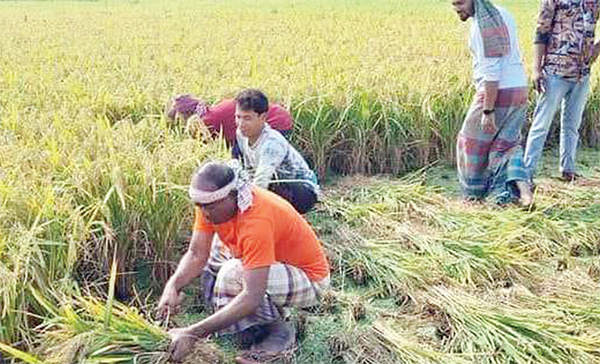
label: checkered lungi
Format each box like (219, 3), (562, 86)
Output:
(201, 236), (330, 334)
(456, 87), (529, 204)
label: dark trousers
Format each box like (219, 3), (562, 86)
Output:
(269, 181), (317, 214)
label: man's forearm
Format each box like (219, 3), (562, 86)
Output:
(167, 250), (208, 291)
(533, 43), (546, 71)
(188, 292), (261, 336)
(592, 41), (600, 63)
(253, 164), (277, 189)
(482, 81), (499, 111)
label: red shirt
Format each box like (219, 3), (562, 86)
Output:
(202, 99), (293, 144)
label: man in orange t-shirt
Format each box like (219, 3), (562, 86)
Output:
(157, 161), (330, 363)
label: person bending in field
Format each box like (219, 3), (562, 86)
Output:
(166, 93), (293, 157)
(157, 161), (330, 364)
(452, 0), (533, 206)
(234, 89), (319, 214)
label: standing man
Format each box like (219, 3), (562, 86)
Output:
(524, 0), (600, 182)
(157, 161), (330, 363)
(452, 0), (533, 205)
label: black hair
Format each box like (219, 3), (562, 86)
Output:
(193, 162), (234, 192)
(235, 89), (269, 115)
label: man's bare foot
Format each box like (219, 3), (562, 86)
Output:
(515, 180), (533, 207)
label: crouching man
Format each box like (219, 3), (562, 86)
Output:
(157, 160), (330, 363)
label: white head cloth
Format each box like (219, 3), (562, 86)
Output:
(188, 160), (253, 213)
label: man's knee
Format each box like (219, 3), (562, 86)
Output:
(531, 112), (554, 132)
(294, 185), (317, 214)
(213, 259), (245, 308)
(217, 259), (244, 282)
(269, 182), (317, 214)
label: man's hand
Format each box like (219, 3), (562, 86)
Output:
(156, 231), (213, 319)
(186, 114), (212, 141)
(532, 67), (545, 93)
(592, 42), (600, 64)
(157, 284), (184, 319)
(481, 112), (496, 133)
(168, 327), (200, 362)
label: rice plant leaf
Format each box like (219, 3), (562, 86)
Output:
(0, 342), (48, 364)
(104, 250), (118, 330)
(89, 344), (120, 357)
(87, 357), (130, 364)
(29, 287), (58, 318)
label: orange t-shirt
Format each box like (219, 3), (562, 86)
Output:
(194, 187), (329, 281)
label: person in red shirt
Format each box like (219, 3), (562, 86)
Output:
(166, 94), (293, 147)
(157, 161), (330, 363)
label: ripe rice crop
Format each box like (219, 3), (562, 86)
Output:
(2, 1), (600, 363)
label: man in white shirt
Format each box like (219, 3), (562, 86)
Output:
(452, 0), (533, 206)
(234, 89), (319, 214)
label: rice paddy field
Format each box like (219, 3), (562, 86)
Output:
(1, 0), (600, 363)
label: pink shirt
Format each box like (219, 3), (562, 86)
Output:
(202, 99), (293, 144)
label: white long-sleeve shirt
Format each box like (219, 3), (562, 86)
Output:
(237, 125), (320, 193)
(469, 6), (527, 91)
